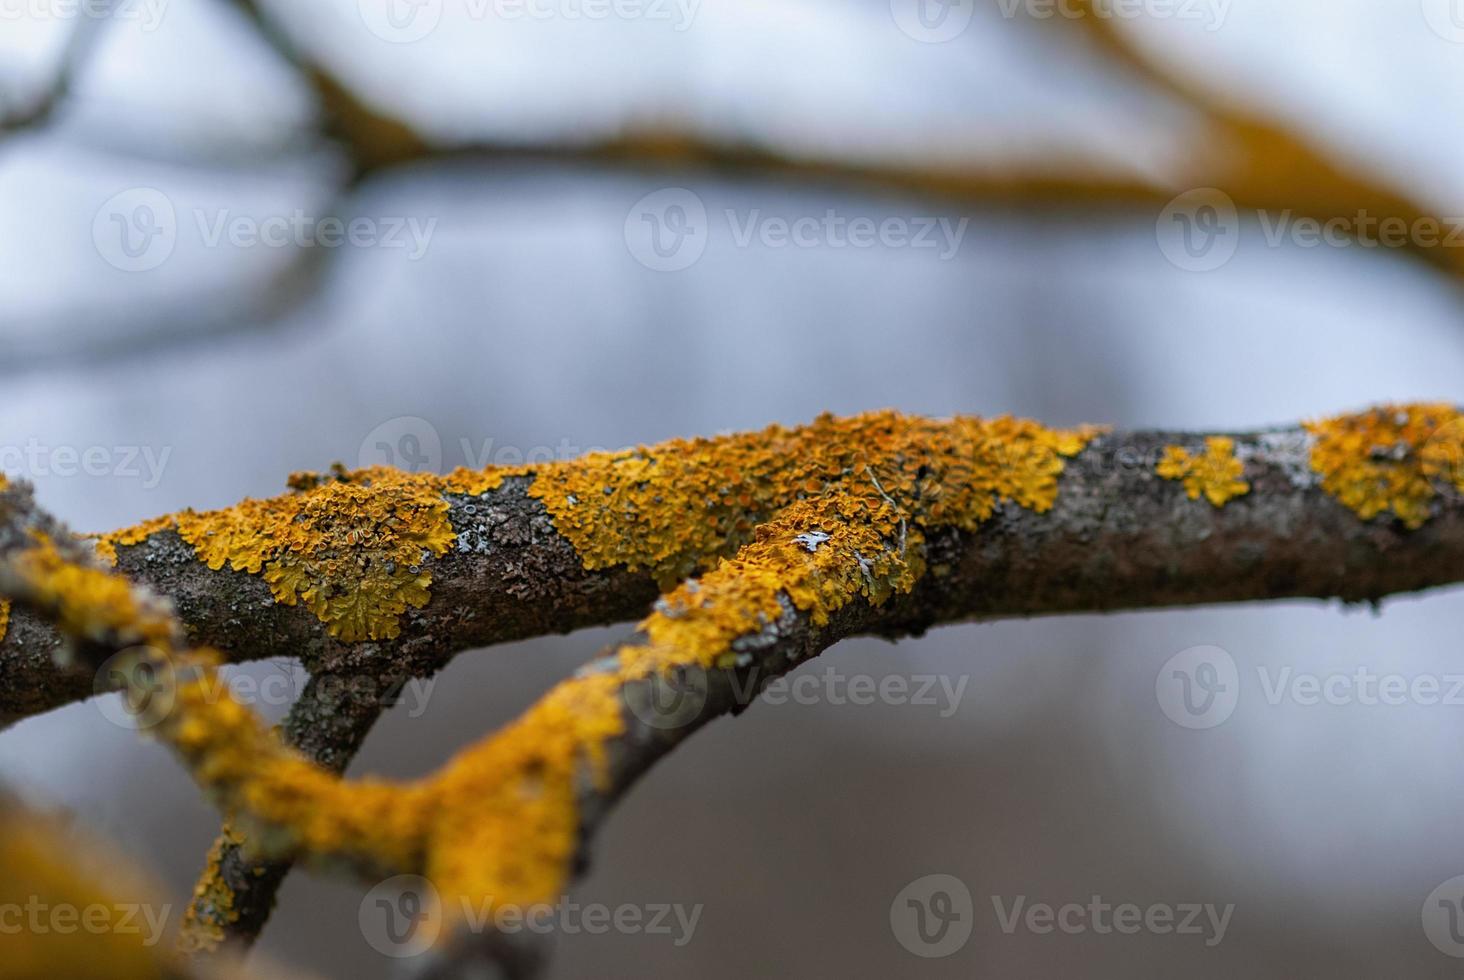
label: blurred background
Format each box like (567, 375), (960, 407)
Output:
(5, 0), (1464, 975)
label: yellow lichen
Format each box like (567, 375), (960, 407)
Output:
(8, 534), (176, 649)
(93, 516), (176, 567)
(173, 468), (456, 642)
(175, 819), (281, 956)
(521, 412), (1101, 588)
(29, 412), (1104, 927)
(143, 642), (430, 873)
(1305, 403), (1464, 528)
(1156, 436), (1250, 507)
(177, 824), (241, 955)
(417, 412), (1102, 914)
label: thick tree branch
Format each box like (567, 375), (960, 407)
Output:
(6, 407), (1464, 978)
(0, 475), (661, 725)
(5, 407), (1464, 724)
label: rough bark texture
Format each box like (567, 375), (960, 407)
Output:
(0, 480), (661, 724)
(7, 420), (1464, 978)
(418, 431), (1464, 975)
(5, 427), (1460, 725)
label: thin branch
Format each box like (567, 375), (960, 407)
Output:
(222, 0), (427, 179)
(1040, 0), (1464, 279)
(0, 1), (115, 137)
(179, 666), (397, 955)
(11, 0), (1459, 378)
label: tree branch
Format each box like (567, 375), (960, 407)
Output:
(1043, 0), (1464, 279)
(0, 1), (115, 137)
(178, 666), (397, 954)
(6, 406), (1464, 977)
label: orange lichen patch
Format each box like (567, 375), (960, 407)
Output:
(155, 647), (432, 871)
(439, 466), (509, 497)
(0, 598), (8, 644)
(8, 534), (176, 649)
(1305, 403), (1464, 528)
(4, 531), (430, 877)
(23, 412), (1101, 928)
(174, 468), (457, 641)
(422, 513), (915, 914)
(0, 802), (174, 979)
(93, 515), (176, 567)
(417, 413), (1100, 912)
(1156, 436), (1250, 508)
(177, 823), (243, 955)
(523, 412), (1102, 588)
(144, 413), (1098, 914)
